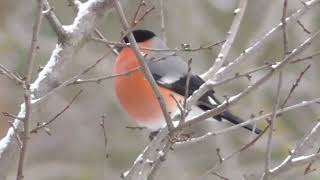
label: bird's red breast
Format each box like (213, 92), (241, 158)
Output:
(115, 41), (183, 130)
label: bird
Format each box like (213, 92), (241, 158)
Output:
(114, 29), (262, 134)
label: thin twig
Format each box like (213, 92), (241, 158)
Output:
(281, 64), (311, 108)
(304, 148), (320, 175)
(188, 97), (320, 143)
(212, 172), (229, 180)
(125, 126), (145, 130)
(69, 52), (176, 85)
(131, 0), (155, 26)
(264, 1), (288, 178)
(94, 30), (119, 55)
(43, 0), (67, 40)
(2, 112), (24, 121)
(290, 50), (320, 63)
(182, 48), (318, 84)
(7, 121), (23, 149)
(100, 113), (109, 158)
(199, 125), (269, 180)
(179, 59), (192, 125)
(281, 0), (289, 55)
(292, 122), (320, 158)
(0, 64), (23, 84)
(297, 20), (311, 34)
(260, 122), (320, 178)
(113, 0), (174, 131)
(116, 2), (320, 179)
(71, 67), (141, 85)
(131, 0), (146, 26)
(17, 0), (44, 179)
(186, 63), (272, 111)
(176, 29), (320, 132)
(0, 0), (114, 178)
(211, 0), (320, 82)
(216, 148), (223, 163)
(171, 59), (192, 127)
(135, 6), (155, 25)
(159, 0), (166, 43)
(182, 52), (316, 124)
(264, 70), (282, 179)
(92, 37), (225, 52)
(30, 90), (82, 134)
(35, 49), (112, 103)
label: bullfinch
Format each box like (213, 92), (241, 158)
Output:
(115, 29), (261, 134)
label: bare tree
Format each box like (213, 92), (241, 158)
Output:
(0, 0), (320, 180)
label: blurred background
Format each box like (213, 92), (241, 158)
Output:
(1, 0), (320, 179)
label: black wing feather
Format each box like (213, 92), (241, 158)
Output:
(155, 74), (262, 134)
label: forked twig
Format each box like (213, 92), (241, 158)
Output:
(30, 90), (82, 134)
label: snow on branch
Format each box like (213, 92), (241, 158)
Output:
(0, 0), (113, 179)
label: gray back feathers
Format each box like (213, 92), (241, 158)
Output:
(145, 37), (188, 85)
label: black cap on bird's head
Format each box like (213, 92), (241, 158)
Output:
(123, 29), (156, 43)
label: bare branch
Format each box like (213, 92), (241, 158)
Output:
(121, 27), (320, 180)
(68, 52), (175, 85)
(304, 148), (320, 175)
(297, 20), (311, 34)
(202, 0), (248, 80)
(179, 59), (192, 125)
(186, 64), (271, 111)
(93, 29), (119, 55)
(43, 0), (67, 40)
(264, 2), (288, 178)
(0, 64), (23, 84)
(290, 49), (320, 64)
(100, 114), (109, 159)
(211, 172), (229, 180)
(131, 0), (155, 26)
(260, 122), (320, 179)
(0, 1), (113, 178)
(17, 0), (44, 179)
(70, 67), (140, 85)
(113, 0), (174, 131)
(267, 153), (320, 179)
(36, 49), (112, 103)
(199, 125), (269, 180)
(121, 128), (174, 180)
(92, 37), (225, 52)
(264, 71), (282, 179)
(190, 97), (320, 143)
(177, 29), (320, 131)
(281, 64), (311, 108)
(114, 2), (320, 179)
(2, 112), (24, 120)
(131, 0), (146, 26)
(67, 0), (119, 55)
(212, 0), (320, 81)
(159, 0), (166, 43)
(30, 90), (82, 134)
(281, 0), (289, 55)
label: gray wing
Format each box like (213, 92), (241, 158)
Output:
(145, 37), (188, 85)
(143, 37), (262, 134)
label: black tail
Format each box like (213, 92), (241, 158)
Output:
(198, 92), (262, 135)
(158, 74), (262, 134)
(221, 111), (262, 134)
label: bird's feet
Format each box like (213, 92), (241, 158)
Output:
(148, 130), (159, 141)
